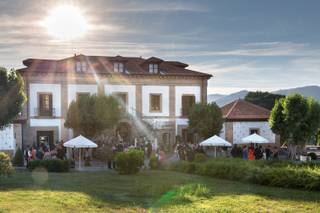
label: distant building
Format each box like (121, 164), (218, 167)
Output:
(219, 99), (279, 144)
(15, 54), (211, 152)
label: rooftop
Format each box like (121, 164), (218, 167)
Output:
(221, 99), (270, 121)
(18, 54), (212, 78)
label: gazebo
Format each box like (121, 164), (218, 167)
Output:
(199, 135), (232, 157)
(63, 135), (98, 169)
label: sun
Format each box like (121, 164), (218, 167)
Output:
(43, 5), (88, 40)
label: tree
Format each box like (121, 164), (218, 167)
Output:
(245, 91), (284, 110)
(269, 94), (320, 159)
(188, 103), (223, 140)
(0, 68), (26, 129)
(64, 95), (121, 138)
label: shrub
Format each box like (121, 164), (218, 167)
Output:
(168, 158), (320, 191)
(0, 152), (14, 177)
(28, 160), (70, 172)
(115, 150), (144, 174)
(194, 153), (207, 162)
(150, 155), (159, 170)
(13, 148), (24, 166)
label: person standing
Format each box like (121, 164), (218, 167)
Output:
(248, 145), (255, 161)
(265, 145), (272, 160)
(242, 145), (248, 160)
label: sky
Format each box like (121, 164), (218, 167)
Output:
(0, 0), (320, 94)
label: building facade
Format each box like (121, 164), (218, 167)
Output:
(17, 54), (211, 151)
(219, 100), (280, 145)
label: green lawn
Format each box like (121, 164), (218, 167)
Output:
(0, 170), (319, 212)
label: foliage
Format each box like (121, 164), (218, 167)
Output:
(115, 150), (144, 174)
(0, 68), (26, 129)
(308, 153), (317, 160)
(92, 129), (116, 161)
(188, 103), (223, 139)
(169, 158), (320, 191)
(150, 154), (159, 169)
(193, 153), (207, 162)
(1, 171), (320, 212)
(65, 95), (121, 138)
(28, 160), (70, 172)
(269, 94), (320, 158)
(245, 91), (284, 110)
(0, 152), (14, 176)
(13, 147), (24, 166)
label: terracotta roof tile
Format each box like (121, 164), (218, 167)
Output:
(18, 54), (212, 78)
(221, 99), (270, 121)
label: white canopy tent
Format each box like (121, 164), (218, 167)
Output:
(63, 135), (98, 169)
(199, 135), (232, 157)
(236, 133), (271, 145)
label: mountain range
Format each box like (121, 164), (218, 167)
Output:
(208, 85), (320, 107)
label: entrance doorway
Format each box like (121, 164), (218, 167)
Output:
(37, 131), (54, 149)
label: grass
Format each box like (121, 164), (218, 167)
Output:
(0, 170), (319, 212)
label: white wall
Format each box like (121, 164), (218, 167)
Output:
(0, 125), (15, 151)
(143, 118), (172, 130)
(29, 84), (61, 117)
(68, 84), (98, 105)
(105, 84), (136, 115)
(30, 119), (62, 140)
(219, 123), (226, 139)
(232, 121), (275, 144)
(175, 86), (201, 117)
(142, 86), (169, 117)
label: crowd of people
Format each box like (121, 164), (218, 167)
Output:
(24, 142), (66, 166)
(231, 144), (279, 160)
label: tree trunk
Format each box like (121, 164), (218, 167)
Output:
(288, 144), (297, 160)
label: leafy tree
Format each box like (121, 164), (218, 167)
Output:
(65, 95), (121, 138)
(245, 91), (284, 110)
(269, 94), (320, 159)
(188, 103), (223, 140)
(0, 68), (26, 129)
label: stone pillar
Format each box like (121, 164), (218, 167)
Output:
(201, 78), (208, 104)
(136, 85), (142, 117)
(225, 122), (234, 144)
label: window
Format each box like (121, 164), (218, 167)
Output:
(76, 62), (81, 72)
(149, 64), (158, 74)
(114, 92), (128, 111)
(181, 95), (195, 117)
(250, 128), (260, 135)
(39, 93), (52, 116)
(113, 63), (124, 73)
(75, 61), (87, 72)
(76, 92), (90, 100)
(150, 94), (161, 112)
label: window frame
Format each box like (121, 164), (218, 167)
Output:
(149, 93), (162, 112)
(181, 94), (196, 117)
(149, 63), (158, 74)
(76, 92), (90, 101)
(113, 92), (128, 110)
(249, 128), (260, 135)
(38, 92), (53, 117)
(113, 62), (124, 73)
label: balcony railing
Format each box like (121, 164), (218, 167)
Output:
(34, 108), (56, 117)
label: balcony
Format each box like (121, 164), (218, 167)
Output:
(34, 108), (56, 117)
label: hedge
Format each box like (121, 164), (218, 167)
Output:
(168, 158), (320, 191)
(115, 150), (144, 174)
(28, 160), (70, 172)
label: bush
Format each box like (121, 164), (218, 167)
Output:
(115, 150), (144, 174)
(150, 155), (159, 170)
(168, 158), (320, 191)
(0, 152), (14, 177)
(13, 148), (24, 166)
(28, 160), (70, 172)
(194, 153), (207, 162)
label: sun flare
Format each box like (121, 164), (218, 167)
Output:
(43, 5), (88, 40)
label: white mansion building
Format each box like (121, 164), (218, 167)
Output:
(7, 54), (211, 152)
